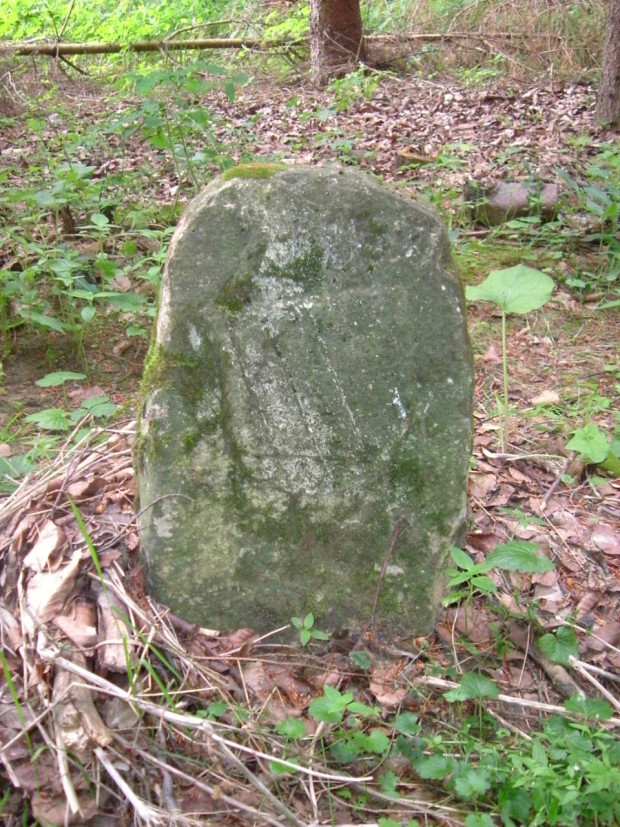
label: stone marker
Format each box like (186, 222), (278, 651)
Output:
(136, 164), (473, 636)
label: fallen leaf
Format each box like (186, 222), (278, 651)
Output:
(483, 344), (502, 363)
(446, 605), (494, 644)
(240, 661), (298, 721)
(10, 512), (38, 553)
(532, 569), (559, 587)
(591, 524), (620, 555)
(467, 531), (501, 553)
(23, 519), (66, 572)
(66, 476), (106, 501)
(31, 790), (98, 826)
(575, 590), (601, 619)
(218, 628), (259, 657)
(67, 384), (106, 404)
(507, 466), (531, 484)
(53, 603), (98, 648)
(369, 660), (407, 707)
(96, 585), (133, 673)
(25, 550), (82, 626)
(530, 390), (560, 405)
(587, 622), (620, 652)
(469, 472), (497, 499)
(0, 443), (12, 457)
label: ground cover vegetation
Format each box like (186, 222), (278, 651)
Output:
(0, 0), (619, 823)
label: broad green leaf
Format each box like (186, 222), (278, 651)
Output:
(442, 589), (468, 606)
(96, 292), (144, 312)
(32, 188), (64, 208)
(499, 507), (544, 528)
(0, 455), (35, 493)
(308, 687), (348, 723)
(465, 265), (554, 314)
(324, 684), (351, 704)
(126, 324), (147, 338)
(363, 728), (390, 754)
(303, 612), (314, 629)
(299, 629), (311, 646)
(330, 738), (361, 762)
(24, 408), (70, 431)
(414, 754), (456, 780)
(447, 561), (492, 587)
(465, 815), (495, 827)
(499, 786), (532, 822)
(347, 701), (379, 718)
(486, 540), (554, 573)
(378, 770), (400, 798)
(312, 629), (329, 640)
(566, 424), (610, 464)
(601, 450), (620, 476)
(395, 734), (422, 763)
(538, 627), (578, 666)
(564, 695), (613, 721)
(58, 161), (94, 179)
(79, 396), (117, 418)
(269, 757), (300, 775)
(532, 740), (548, 767)
(454, 767), (491, 798)
(450, 546), (475, 571)
(275, 717), (307, 739)
(470, 575), (497, 594)
(349, 650), (372, 670)
(393, 711), (420, 736)
(23, 311), (66, 333)
(89, 213), (110, 230)
(444, 672), (500, 702)
(81, 306), (96, 323)
(290, 616), (303, 629)
(206, 701), (228, 718)
(36, 371), (86, 387)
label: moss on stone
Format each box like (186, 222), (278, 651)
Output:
(215, 275), (256, 314)
(220, 163), (287, 183)
(262, 246), (325, 291)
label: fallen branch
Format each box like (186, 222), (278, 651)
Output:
(0, 37), (299, 56)
(0, 29), (562, 58)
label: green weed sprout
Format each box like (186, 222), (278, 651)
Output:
(466, 264), (554, 448)
(291, 612), (329, 647)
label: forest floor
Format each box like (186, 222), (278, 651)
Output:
(0, 65), (619, 825)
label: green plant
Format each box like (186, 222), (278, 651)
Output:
(443, 540), (554, 606)
(308, 685), (387, 764)
(23, 395), (117, 433)
(290, 612), (329, 647)
(409, 694), (620, 826)
(263, 3), (309, 42)
(465, 264), (554, 448)
(566, 423), (620, 475)
(327, 66), (386, 112)
(538, 626), (579, 665)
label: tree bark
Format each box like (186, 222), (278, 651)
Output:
(596, 0), (620, 126)
(310, 0), (366, 86)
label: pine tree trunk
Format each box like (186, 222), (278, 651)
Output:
(310, 0), (366, 86)
(596, 0), (620, 126)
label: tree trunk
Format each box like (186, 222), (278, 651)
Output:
(310, 0), (366, 86)
(596, 0), (620, 126)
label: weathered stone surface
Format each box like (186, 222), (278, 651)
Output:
(136, 165), (473, 635)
